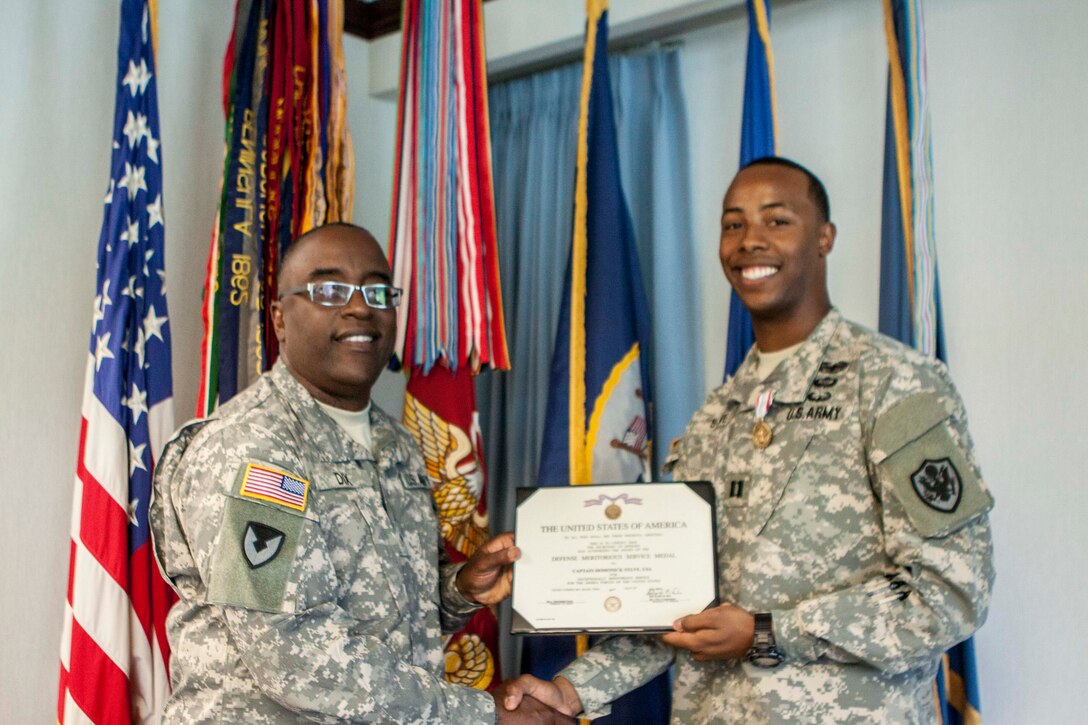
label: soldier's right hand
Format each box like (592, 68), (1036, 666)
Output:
(457, 531), (520, 605)
(493, 694), (576, 724)
(661, 602), (756, 661)
(493, 676), (582, 722)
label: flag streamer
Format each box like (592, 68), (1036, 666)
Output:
(58, 1), (176, 721)
(389, 0), (509, 374)
(391, 0), (509, 693)
(198, 0), (354, 415)
(880, 2), (974, 722)
(881, 0), (941, 358)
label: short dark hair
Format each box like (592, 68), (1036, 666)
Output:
(741, 156), (830, 222)
(277, 222), (377, 286)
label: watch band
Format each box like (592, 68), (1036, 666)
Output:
(746, 612), (784, 668)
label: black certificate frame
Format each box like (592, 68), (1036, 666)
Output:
(510, 481), (720, 636)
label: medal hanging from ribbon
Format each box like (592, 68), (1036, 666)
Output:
(752, 388), (775, 449)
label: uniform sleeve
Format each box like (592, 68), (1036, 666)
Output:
(438, 558), (484, 632)
(556, 635), (674, 719)
(772, 372), (995, 675)
(174, 427), (496, 724)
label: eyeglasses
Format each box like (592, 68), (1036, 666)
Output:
(278, 281), (403, 309)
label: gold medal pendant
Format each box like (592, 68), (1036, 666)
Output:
(752, 388), (776, 449)
(752, 420), (773, 449)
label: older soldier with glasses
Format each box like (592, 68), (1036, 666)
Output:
(151, 223), (571, 723)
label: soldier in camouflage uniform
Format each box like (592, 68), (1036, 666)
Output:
(498, 158), (994, 723)
(151, 224), (571, 723)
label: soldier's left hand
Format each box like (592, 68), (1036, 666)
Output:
(456, 531), (520, 605)
(660, 603), (755, 661)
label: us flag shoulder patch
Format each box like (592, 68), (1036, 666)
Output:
(238, 463), (309, 512)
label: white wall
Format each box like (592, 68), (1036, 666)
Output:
(2, 1), (1084, 722)
(926, 4), (1088, 720)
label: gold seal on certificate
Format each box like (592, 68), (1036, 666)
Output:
(511, 482), (718, 635)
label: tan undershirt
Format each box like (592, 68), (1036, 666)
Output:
(316, 400), (373, 451)
(755, 340), (804, 382)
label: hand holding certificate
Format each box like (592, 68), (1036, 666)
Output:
(511, 482), (718, 634)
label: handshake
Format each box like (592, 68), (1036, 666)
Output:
(461, 533), (758, 722)
(490, 675), (583, 724)
(457, 535), (582, 723)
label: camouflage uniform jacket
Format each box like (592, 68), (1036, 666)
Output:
(150, 362), (495, 723)
(560, 309), (995, 723)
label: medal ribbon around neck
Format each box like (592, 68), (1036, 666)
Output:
(752, 389), (775, 449)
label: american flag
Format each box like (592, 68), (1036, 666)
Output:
(57, 1), (177, 722)
(239, 464), (309, 511)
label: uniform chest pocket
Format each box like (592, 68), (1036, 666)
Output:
(381, 467), (438, 529)
(745, 422), (817, 537)
(309, 463), (411, 618)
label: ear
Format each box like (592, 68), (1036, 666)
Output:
(817, 221), (836, 257)
(271, 301), (287, 344)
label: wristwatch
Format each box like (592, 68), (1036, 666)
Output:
(746, 612), (784, 668)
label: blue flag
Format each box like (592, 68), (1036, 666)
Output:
(880, 1), (976, 722)
(524, 3), (669, 721)
(725, 0), (778, 378)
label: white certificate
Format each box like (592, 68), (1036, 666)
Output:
(511, 482), (718, 634)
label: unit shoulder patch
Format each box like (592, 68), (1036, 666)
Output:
(910, 458), (962, 513)
(242, 521), (286, 569)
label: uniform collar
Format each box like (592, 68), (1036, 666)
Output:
(727, 308), (844, 408)
(270, 361), (405, 465)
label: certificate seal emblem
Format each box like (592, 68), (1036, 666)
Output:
(604, 596), (622, 612)
(605, 503), (622, 519)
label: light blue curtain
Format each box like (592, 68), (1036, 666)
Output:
(479, 47), (704, 537)
(480, 67), (580, 677)
(479, 64), (581, 532)
(610, 48), (704, 475)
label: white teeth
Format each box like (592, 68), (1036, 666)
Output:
(342, 334), (374, 343)
(741, 266), (778, 280)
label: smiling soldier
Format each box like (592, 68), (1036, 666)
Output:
(498, 158), (995, 723)
(151, 224), (570, 724)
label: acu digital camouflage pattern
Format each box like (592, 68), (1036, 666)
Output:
(560, 309), (994, 724)
(150, 362), (496, 723)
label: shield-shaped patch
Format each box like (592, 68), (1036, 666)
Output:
(910, 458), (963, 513)
(242, 522), (286, 569)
